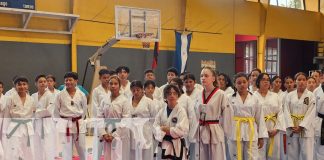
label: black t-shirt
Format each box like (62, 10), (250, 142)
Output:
(166, 106), (173, 117)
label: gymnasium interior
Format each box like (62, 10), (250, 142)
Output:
(0, 0), (323, 160)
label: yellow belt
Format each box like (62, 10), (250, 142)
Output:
(234, 116), (255, 160)
(264, 114), (277, 157)
(290, 114), (304, 126)
(290, 114), (305, 137)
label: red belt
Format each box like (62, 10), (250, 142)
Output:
(199, 120), (219, 126)
(60, 115), (82, 141)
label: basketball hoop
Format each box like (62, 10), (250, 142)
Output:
(135, 33), (154, 50)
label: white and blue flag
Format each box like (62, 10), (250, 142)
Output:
(174, 31), (192, 74)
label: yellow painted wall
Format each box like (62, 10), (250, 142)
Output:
(0, 0), (322, 55)
(306, 0), (318, 12)
(265, 6), (321, 41)
(234, 0), (262, 36)
(321, 14), (324, 41)
(185, 0), (234, 53)
(36, 0), (71, 13)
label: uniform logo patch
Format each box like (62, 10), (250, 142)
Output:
(172, 117), (177, 123)
(304, 97), (309, 105)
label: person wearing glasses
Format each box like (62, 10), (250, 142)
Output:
(254, 73), (285, 159)
(153, 84), (189, 160)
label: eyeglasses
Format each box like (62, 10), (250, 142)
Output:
(261, 78), (270, 82)
(167, 91), (178, 96)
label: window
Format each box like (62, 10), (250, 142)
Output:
(235, 35), (258, 74)
(270, 0), (304, 10)
(244, 41), (257, 74)
(265, 39), (280, 78)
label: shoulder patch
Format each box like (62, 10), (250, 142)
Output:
(172, 117), (177, 123)
(303, 97), (309, 105)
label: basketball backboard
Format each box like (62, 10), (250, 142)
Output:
(115, 6), (161, 42)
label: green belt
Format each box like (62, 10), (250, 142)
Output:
(40, 117), (51, 139)
(6, 119), (32, 146)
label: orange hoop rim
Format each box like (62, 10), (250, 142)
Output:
(135, 32), (154, 49)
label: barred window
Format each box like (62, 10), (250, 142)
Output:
(265, 39), (280, 78)
(244, 41), (257, 74)
(270, 0), (304, 10)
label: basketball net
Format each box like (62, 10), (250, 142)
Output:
(135, 33), (154, 50)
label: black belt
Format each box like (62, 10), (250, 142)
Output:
(159, 135), (187, 160)
(318, 112), (324, 145)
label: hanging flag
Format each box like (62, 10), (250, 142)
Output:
(152, 42), (159, 69)
(174, 31), (192, 73)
